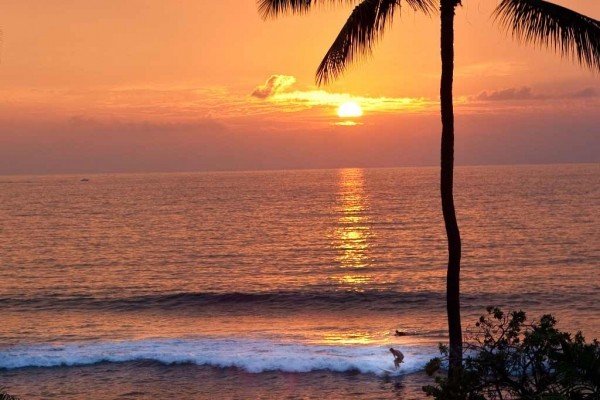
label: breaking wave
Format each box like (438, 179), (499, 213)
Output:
(0, 338), (437, 376)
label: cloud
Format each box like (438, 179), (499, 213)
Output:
(0, 85), (264, 121)
(0, 75), (437, 125)
(272, 89), (435, 113)
(476, 87), (536, 101)
(570, 87), (597, 98)
(473, 86), (599, 102)
(251, 75), (296, 99)
(250, 75), (437, 114)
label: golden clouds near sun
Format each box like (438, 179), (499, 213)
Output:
(337, 101), (363, 118)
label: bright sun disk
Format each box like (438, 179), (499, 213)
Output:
(337, 101), (363, 118)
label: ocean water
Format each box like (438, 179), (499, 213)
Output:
(0, 164), (598, 399)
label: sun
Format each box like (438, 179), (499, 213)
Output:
(337, 101), (363, 118)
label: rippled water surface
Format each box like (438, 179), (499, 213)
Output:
(0, 164), (598, 399)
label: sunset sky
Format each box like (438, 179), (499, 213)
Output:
(1, 0), (598, 174)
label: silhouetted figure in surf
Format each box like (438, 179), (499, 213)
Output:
(389, 347), (404, 369)
(394, 330), (407, 337)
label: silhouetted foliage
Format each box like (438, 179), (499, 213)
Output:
(423, 307), (600, 399)
(495, 0), (600, 71)
(0, 388), (21, 400)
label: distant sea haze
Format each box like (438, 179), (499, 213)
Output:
(0, 164), (598, 399)
(0, 115), (598, 175)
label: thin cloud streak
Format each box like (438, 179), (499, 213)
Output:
(251, 74), (438, 114)
(270, 90), (436, 113)
(1, 77), (597, 125)
(476, 87), (535, 101)
(471, 86), (599, 102)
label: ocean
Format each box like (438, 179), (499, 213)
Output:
(0, 164), (598, 399)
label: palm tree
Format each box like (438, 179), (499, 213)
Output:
(258, 0), (600, 382)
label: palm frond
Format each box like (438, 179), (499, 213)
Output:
(316, 0), (435, 85)
(0, 388), (21, 400)
(494, 0), (600, 71)
(258, 0), (355, 19)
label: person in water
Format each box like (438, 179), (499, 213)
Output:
(394, 330), (406, 336)
(389, 347), (404, 369)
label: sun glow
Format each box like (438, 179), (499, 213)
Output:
(337, 101), (363, 118)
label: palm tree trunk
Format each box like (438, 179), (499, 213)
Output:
(440, 0), (463, 382)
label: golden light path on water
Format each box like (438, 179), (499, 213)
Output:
(335, 168), (371, 275)
(325, 168), (375, 345)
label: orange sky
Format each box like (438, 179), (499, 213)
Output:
(0, 0), (598, 174)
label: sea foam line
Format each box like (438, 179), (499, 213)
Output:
(0, 338), (437, 375)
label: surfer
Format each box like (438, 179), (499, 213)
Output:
(394, 330), (407, 336)
(389, 347), (404, 369)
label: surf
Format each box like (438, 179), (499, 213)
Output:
(0, 338), (437, 376)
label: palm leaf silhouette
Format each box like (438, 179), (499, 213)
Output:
(258, 0), (435, 85)
(495, 0), (600, 70)
(316, 0), (435, 84)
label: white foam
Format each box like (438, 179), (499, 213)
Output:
(0, 338), (438, 376)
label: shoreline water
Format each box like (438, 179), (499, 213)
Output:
(1, 361), (434, 400)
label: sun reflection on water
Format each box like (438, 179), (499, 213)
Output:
(333, 168), (373, 289)
(323, 331), (374, 345)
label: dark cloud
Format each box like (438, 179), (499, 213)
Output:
(570, 87), (597, 98)
(476, 87), (536, 101)
(475, 86), (599, 101)
(251, 75), (296, 99)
